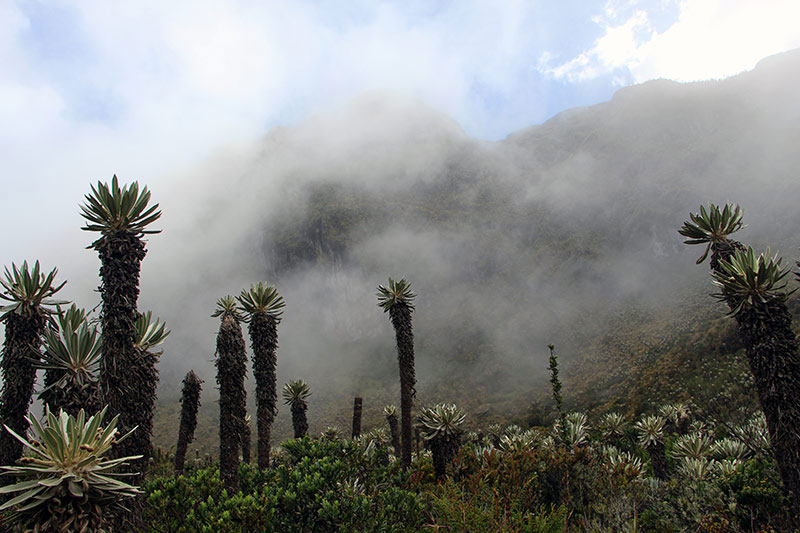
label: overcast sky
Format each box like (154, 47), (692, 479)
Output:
(2, 0), (799, 264)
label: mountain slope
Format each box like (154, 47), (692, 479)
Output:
(149, 50), (800, 454)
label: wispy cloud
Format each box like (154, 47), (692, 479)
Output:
(540, 0), (800, 84)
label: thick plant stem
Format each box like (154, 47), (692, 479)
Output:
(430, 436), (459, 481)
(0, 313), (43, 467)
(174, 370), (202, 475)
(291, 401), (308, 438)
(240, 418), (251, 464)
(389, 303), (415, 468)
(216, 315), (247, 493)
(386, 412), (400, 456)
(94, 231), (146, 470)
(710, 239), (800, 520)
(249, 313), (278, 469)
(352, 397), (363, 439)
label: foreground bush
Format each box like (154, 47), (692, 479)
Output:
(142, 437), (425, 532)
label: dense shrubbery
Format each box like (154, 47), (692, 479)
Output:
(142, 437), (425, 532)
(139, 412), (795, 532)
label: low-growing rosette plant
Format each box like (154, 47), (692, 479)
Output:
(0, 406), (141, 533)
(418, 403), (466, 480)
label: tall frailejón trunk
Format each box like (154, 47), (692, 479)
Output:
(430, 435), (460, 481)
(352, 397), (363, 439)
(240, 417), (251, 464)
(0, 313), (44, 466)
(249, 312), (278, 469)
(216, 315), (247, 492)
(174, 370), (202, 475)
(127, 343), (158, 479)
(94, 231), (145, 460)
(711, 239), (800, 518)
(735, 299), (800, 518)
(291, 400), (308, 438)
(389, 303), (415, 468)
(386, 412), (400, 456)
(648, 441), (668, 480)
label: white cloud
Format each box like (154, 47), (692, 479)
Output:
(541, 0), (800, 83)
(0, 0), (546, 258)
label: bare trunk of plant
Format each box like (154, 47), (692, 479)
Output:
(126, 345), (158, 479)
(0, 312), (43, 467)
(386, 412), (400, 456)
(240, 418), (251, 464)
(352, 397), (362, 439)
(430, 435), (460, 481)
(291, 401), (308, 438)
(174, 370), (202, 475)
(216, 315), (247, 493)
(389, 303), (415, 468)
(647, 441), (668, 480)
(93, 231), (147, 472)
(249, 313), (278, 469)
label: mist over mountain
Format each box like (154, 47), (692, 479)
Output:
(142, 49), (800, 450)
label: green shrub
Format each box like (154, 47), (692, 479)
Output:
(142, 437), (424, 532)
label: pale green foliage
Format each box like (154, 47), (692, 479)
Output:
(677, 457), (714, 481)
(210, 295), (244, 322)
(0, 261), (67, 320)
(40, 310), (101, 390)
(634, 415), (666, 447)
(80, 175), (161, 235)
(714, 459), (743, 477)
(678, 203), (744, 263)
(134, 310), (170, 353)
(553, 412), (590, 448)
(712, 247), (793, 314)
(603, 445), (644, 477)
(376, 277), (416, 312)
(418, 404), (466, 441)
(320, 426), (341, 439)
(730, 412), (771, 456)
(498, 430), (539, 453)
(658, 402), (690, 427)
(58, 303), (89, 332)
(282, 379), (311, 405)
(599, 412), (627, 440)
(383, 405), (397, 417)
(689, 419), (713, 434)
(539, 435), (556, 451)
(670, 432), (714, 461)
(237, 282), (285, 320)
(712, 438), (749, 462)
(362, 427), (390, 446)
(0, 407), (140, 530)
